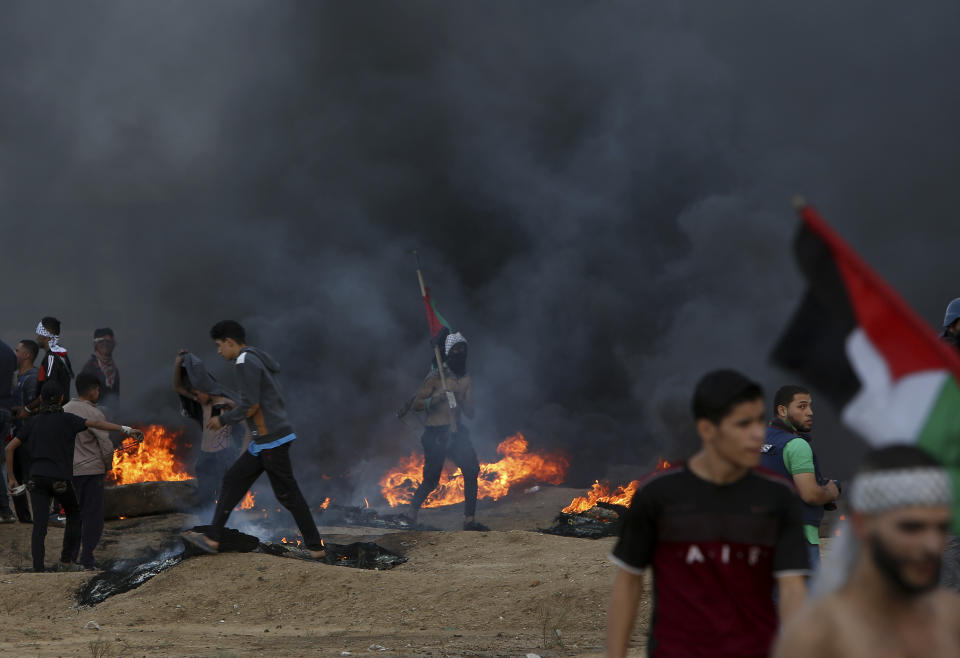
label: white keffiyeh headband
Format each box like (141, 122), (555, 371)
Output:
(36, 321), (56, 339)
(850, 467), (953, 513)
(445, 332), (467, 356)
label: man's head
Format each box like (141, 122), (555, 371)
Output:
(774, 385), (813, 433)
(210, 320), (247, 361)
(75, 373), (101, 403)
(35, 316), (61, 349)
(444, 332), (468, 376)
(40, 380), (65, 407)
(943, 298), (960, 337)
(692, 370), (766, 469)
(93, 328), (116, 356)
(850, 445), (952, 597)
(15, 340), (38, 366)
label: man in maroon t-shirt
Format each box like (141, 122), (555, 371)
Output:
(606, 369), (809, 658)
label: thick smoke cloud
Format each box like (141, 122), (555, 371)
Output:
(2, 2), (959, 502)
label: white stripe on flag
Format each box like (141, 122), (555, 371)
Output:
(842, 329), (947, 446)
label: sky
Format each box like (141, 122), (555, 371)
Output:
(2, 1), (959, 502)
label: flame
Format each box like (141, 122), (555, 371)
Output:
(237, 491), (255, 510)
(379, 432), (568, 508)
(363, 497), (370, 509)
(655, 457), (671, 470)
(562, 480), (641, 514)
(107, 425), (193, 486)
(319, 497), (331, 510)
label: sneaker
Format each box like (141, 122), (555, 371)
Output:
(0, 511), (15, 524)
(56, 561), (85, 573)
(49, 513), (66, 528)
(463, 520), (490, 532)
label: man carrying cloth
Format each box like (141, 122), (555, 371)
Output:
(607, 370), (809, 658)
(181, 321), (324, 559)
(774, 445), (960, 657)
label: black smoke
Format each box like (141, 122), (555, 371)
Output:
(2, 2), (960, 501)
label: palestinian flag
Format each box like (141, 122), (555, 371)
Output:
(422, 286), (451, 340)
(773, 201), (960, 524)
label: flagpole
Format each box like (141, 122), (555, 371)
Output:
(413, 251), (458, 433)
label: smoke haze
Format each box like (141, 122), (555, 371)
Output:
(3, 2), (959, 501)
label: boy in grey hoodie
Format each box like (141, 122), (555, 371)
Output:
(181, 320), (324, 559)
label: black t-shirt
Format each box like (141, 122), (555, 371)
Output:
(18, 412), (88, 480)
(610, 463), (809, 658)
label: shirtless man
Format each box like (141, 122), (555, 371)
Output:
(774, 444), (960, 657)
(408, 332), (487, 531)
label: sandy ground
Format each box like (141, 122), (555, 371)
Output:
(0, 486), (652, 657)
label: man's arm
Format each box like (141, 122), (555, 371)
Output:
(411, 376), (442, 412)
(5, 437), (21, 490)
(771, 605), (834, 658)
(218, 357), (262, 427)
(86, 418), (142, 441)
(459, 377), (475, 419)
(792, 472), (839, 506)
(607, 568), (644, 658)
(783, 438), (838, 506)
(172, 351), (196, 399)
(776, 574), (807, 625)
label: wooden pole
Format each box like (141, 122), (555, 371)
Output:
(413, 251), (457, 433)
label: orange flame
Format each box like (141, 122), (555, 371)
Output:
(237, 491), (255, 510)
(379, 432), (568, 508)
(107, 425), (193, 486)
(319, 497), (331, 510)
(562, 480), (641, 514)
(561, 458), (670, 514)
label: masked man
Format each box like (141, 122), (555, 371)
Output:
(408, 332), (487, 531)
(80, 328), (120, 402)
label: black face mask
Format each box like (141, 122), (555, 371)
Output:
(446, 351), (467, 376)
(869, 533), (941, 597)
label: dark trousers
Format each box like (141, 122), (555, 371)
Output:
(71, 474), (105, 568)
(206, 442), (323, 550)
(411, 426), (480, 517)
(195, 449), (233, 506)
(28, 475), (81, 571)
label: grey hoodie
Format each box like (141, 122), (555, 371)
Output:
(219, 347), (293, 444)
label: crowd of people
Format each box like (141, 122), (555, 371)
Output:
(4, 303), (960, 656)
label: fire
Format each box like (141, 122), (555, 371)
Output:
(319, 497), (331, 510)
(237, 491), (255, 510)
(562, 480), (641, 514)
(560, 457), (673, 514)
(107, 425), (193, 486)
(379, 433), (568, 508)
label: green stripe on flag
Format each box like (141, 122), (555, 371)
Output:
(916, 376), (960, 532)
(431, 298), (450, 329)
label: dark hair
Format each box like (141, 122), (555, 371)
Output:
(857, 445), (941, 475)
(40, 380), (64, 403)
(18, 339), (39, 361)
(692, 369), (764, 424)
(75, 373), (101, 397)
(210, 320), (246, 344)
(94, 327), (114, 339)
(773, 385), (810, 415)
(40, 316), (61, 335)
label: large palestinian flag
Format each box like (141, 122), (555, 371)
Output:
(773, 201), (960, 523)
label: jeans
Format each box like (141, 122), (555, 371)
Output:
(807, 541), (821, 575)
(205, 441), (323, 550)
(71, 474), (105, 568)
(411, 425), (480, 517)
(28, 475), (81, 571)
(195, 449), (233, 507)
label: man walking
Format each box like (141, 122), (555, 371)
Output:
(761, 385), (841, 572)
(0, 339), (16, 522)
(606, 370), (809, 658)
(64, 374), (116, 569)
(408, 332), (486, 531)
(181, 321), (325, 559)
(774, 445), (960, 657)
(29, 317), (73, 409)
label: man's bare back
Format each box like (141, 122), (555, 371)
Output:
(775, 587), (960, 657)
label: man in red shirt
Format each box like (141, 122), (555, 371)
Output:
(606, 369), (809, 657)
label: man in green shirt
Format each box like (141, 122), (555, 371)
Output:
(760, 385), (840, 571)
